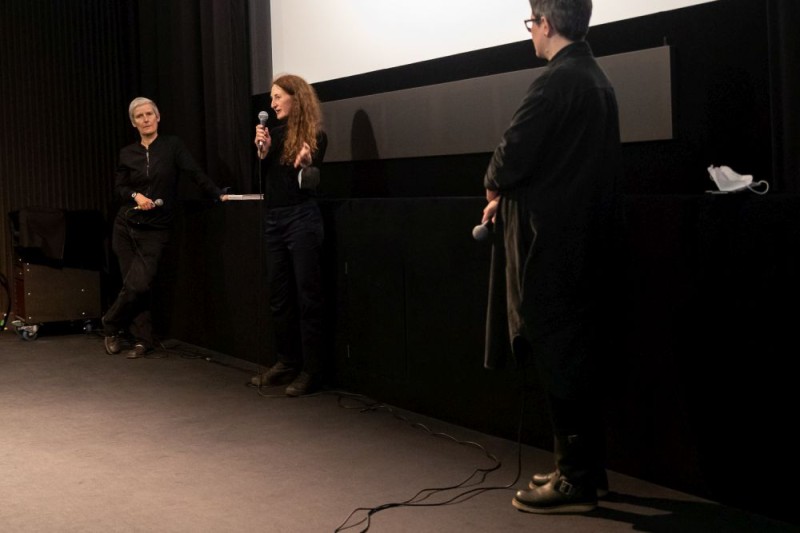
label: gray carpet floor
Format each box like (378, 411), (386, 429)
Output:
(0, 331), (794, 533)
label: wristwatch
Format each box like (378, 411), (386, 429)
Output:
(131, 192), (137, 199)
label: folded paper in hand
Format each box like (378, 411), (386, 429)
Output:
(707, 165), (769, 194)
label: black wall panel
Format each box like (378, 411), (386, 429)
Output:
(185, 191), (799, 524)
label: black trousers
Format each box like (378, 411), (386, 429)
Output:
(103, 215), (169, 348)
(515, 334), (606, 484)
(264, 201), (325, 374)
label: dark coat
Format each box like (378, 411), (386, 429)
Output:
(483, 41), (620, 398)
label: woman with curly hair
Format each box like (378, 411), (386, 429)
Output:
(252, 74), (328, 396)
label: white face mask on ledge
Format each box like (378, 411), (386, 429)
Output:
(707, 165), (769, 195)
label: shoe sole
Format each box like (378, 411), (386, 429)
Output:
(512, 497), (596, 514)
(527, 481), (608, 498)
(285, 386), (318, 397)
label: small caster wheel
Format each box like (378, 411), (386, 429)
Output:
(21, 329), (38, 341)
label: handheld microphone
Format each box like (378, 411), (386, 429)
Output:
(134, 198), (163, 210)
(257, 111), (269, 148)
(472, 220), (492, 241)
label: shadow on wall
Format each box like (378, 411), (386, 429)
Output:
(350, 109), (388, 197)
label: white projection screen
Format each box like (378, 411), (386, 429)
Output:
(266, 0), (718, 86)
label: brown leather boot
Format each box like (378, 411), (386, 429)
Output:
(513, 472), (597, 514)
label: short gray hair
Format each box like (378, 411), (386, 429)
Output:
(529, 0), (592, 41)
(128, 97), (160, 124)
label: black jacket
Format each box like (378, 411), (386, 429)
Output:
(483, 41), (620, 395)
(114, 134), (223, 229)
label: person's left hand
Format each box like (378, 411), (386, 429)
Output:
(219, 195), (229, 202)
(294, 142), (312, 168)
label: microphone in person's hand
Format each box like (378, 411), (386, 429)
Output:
(134, 198), (163, 210)
(472, 219), (493, 241)
(257, 111), (269, 148)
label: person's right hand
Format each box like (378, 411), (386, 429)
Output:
(482, 196), (500, 225)
(255, 125), (271, 159)
(134, 193), (157, 211)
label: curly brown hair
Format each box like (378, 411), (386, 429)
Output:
(272, 74), (323, 165)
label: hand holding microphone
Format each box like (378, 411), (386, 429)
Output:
(255, 111), (270, 158)
(473, 195), (500, 241)
(134, 197), (163, 210)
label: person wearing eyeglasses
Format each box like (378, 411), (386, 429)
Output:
(481, 0), (620, 514)
(251, 74), (328, 396)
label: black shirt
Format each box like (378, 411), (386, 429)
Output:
(114, 134), (223, 228)
(260, 125), (328, 208)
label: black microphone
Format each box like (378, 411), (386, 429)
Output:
(472, 220), (492, 241)
(257, 111), (269, 148)
(134, 198), (163, 210)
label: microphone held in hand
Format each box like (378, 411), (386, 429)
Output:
(257, 111), (269, 148)
(472, 220), (493, 241)
(134, 198), (163, 210)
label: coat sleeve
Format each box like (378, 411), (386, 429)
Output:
(113, 149), (137, 202)
(175, 138), (224, 198)
(484, 215), (513, 370)
(483, 83), (554, 192)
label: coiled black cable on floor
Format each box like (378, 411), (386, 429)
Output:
(332, 377), (527, 533)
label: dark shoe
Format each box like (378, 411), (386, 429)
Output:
(250, 362), (298, 387)
(285, 371), (321, 397)
(529, 470), (609, 498)
(104, 335), (121, 355)
(127, 343), (151, 359)
(513, 473), (597, 514)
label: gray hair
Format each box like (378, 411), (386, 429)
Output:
(128, 97), (160, 124)
(529, 0), (592, 41)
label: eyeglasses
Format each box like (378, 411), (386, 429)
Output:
(524, 16), (543, 32)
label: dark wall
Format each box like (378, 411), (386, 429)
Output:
(187, 191), (799, 525)
(0, 0), (136, 297)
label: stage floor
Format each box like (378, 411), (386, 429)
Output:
(0, 331), (793, 532)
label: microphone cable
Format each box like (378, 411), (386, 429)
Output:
(252, 122), (271, 395)
(333, 372), (528, 533)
